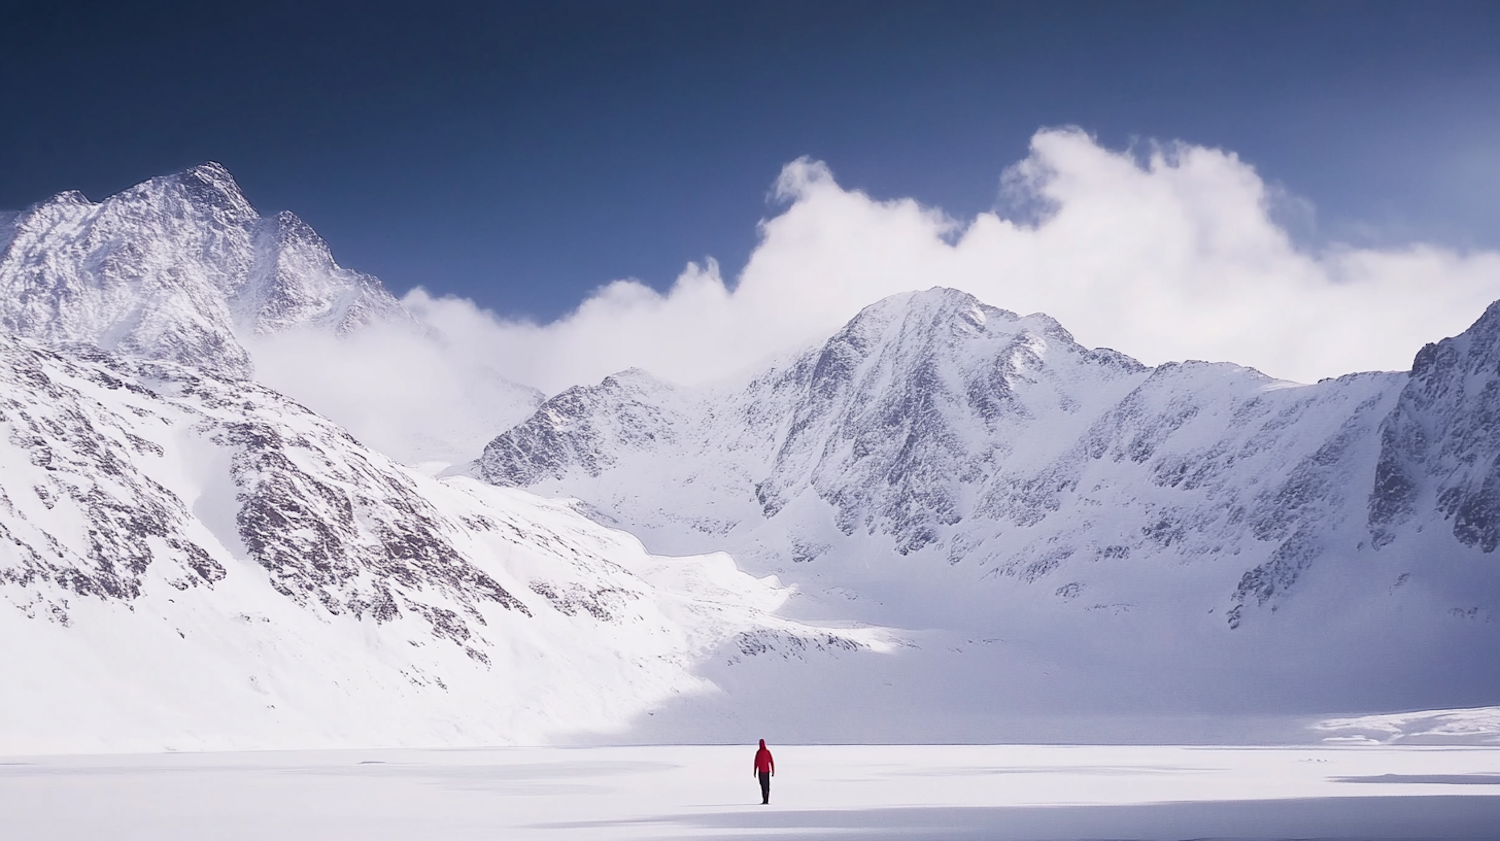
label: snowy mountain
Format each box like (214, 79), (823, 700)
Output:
(0, 163), (408, 378)
(477, 288), (1500, 731)
(0, 163), (544, 465)
(6, 161), (1500, 749)
(0, 330), (885, 752)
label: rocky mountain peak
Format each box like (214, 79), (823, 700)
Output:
(163, 161), (256, 215)
(0, 162), (407, 376)
(479, 287), (1160, 561)
(94, 161), (262, 237)
(265, 209), (327, 250)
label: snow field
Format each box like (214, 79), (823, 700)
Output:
(2, 744), (1499, 840)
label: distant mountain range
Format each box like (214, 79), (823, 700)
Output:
(2, 164), (1497, 750)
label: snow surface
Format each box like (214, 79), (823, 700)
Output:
(2, 744), (1499, 840)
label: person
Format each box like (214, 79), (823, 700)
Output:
(752, 738), (775, 804)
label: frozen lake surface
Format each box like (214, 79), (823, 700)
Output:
(3, 744), (1499, 840)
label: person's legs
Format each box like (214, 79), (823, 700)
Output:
(758, 771), (771, 804)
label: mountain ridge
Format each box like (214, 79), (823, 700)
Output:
(0, 161), (409, 378)
(474, 286), (1500, 723)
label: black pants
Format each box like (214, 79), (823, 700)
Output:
(758, 771), (771, 804)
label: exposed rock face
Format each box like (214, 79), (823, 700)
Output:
(0, 163), (408, 378)
(1, 340), (224, 608)
(0, 331), (521, 645)
(1370, 300), (1500, 553)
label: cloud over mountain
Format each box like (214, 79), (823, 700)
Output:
(406, 128), (1500, 394)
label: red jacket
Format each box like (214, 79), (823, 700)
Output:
(753, 740), (774, 775)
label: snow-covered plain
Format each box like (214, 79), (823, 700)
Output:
(3, 743), (1499, 840)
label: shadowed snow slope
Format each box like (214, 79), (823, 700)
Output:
(478, 288), (1500, 731)
(0, 332), (887, 753)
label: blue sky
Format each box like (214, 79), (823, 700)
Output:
(3, 1), (1498, 323)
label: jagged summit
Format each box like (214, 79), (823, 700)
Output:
(146, 160), (258, 219)
(0, 162), (408, 377)
(481, 285), (1157, 557)
(175, 160), (245, 191)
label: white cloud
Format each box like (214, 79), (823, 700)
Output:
(243, 320), (543, 467)
(250, 128), (1500, 464)
(410, 128), (1500, 394)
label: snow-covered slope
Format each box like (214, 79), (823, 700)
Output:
(1370, 299), (1500, 554)
(0, 164), (544, 462)
(477, 288), (1500, 726)
(482, 291), (1146, 561)
(0, 332), (886, 753)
